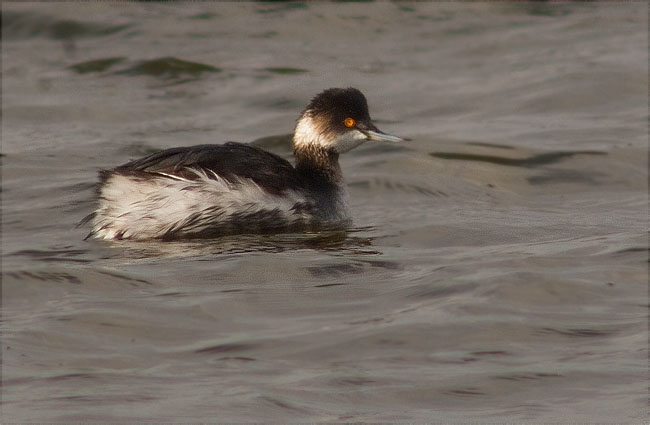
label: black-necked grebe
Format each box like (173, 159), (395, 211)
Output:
(86, 87), (405, 240)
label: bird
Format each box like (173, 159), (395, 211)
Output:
(86, 87), (405, 240)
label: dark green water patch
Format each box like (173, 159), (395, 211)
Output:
(116, 57), (221, 78)
(397, 6), (416, 12)
(263, 67), (309, 75)
(188, 12), (219, 20)
(50, 21), (131, 40)
(417, 11), (454, 22)
(3, 11), (132, 40)
(429, 151), (605, 168)
(69, 57), (126, 74)
(256, 2), (308, 14)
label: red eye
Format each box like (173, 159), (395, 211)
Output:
(344, 117), (356, 128)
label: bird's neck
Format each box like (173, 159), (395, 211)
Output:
(293, 114), (344, 186)
(293, 143), (342, 186)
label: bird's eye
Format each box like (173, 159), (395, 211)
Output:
(344, 117), (356, 128)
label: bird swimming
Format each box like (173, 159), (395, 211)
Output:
(86, 87), (405, 240)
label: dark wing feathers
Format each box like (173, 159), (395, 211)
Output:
(113, 142), (302, 194)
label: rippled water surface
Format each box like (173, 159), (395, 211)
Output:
(2, 2), (648, 423)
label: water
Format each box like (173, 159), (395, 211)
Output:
(2, 2), (647, 422)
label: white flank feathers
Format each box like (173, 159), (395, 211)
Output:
(91, 169), (313, 240)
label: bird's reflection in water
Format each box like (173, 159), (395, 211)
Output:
(96, 226), (379, 261)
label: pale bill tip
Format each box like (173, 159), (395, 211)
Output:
(365, 130), (407, 143)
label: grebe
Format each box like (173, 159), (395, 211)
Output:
(87, 87), (405, 240)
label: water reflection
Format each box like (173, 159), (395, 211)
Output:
(430, 150), (606, 168)
(84, 227), (379, 260)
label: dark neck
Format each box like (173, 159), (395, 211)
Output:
(293, 144), (342, 186)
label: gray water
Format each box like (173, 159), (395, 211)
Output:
(2, 2), (648, 423)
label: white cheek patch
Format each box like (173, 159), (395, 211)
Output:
(293, 115), (332, 149)
(293, 115), (368, 153)
(333, 129), (367, 153)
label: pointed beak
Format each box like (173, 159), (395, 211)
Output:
(360, 122), (408, 143)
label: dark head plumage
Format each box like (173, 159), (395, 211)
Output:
(302, 87), (372, 133)
(294, 87), (404, 156)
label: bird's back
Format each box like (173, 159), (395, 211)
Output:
(112, 142), (301, 195)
